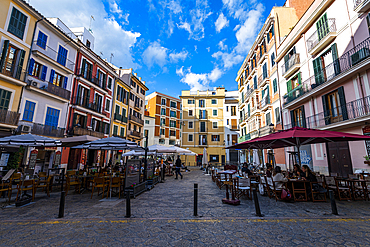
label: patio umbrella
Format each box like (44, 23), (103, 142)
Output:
(60, 135), (99, 147)
(253, 149), (260, 168)
(0, 133), (61, 147)
(202, 147), (208, 166)
(121, 150), (156, 156)
(147, 144), (177, 153)
(227, 126), (370, 166)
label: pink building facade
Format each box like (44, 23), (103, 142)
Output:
(277, 0), (370, 176)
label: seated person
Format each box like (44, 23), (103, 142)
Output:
(272, 166), (288, 190)
(301, 165), (317, 182)
(265, 164), (273, 177)
(241, 163), (252, 176)
(292, 164), (303, 178)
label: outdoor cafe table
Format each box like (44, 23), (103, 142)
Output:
(344, 178), (367, 201)
(285, 179), (311, 202)
(77, 175), (95, 194)
(218, 170), (240, 205)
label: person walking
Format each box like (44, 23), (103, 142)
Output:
(175, 156), (183, 179)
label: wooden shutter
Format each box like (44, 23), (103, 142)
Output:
(286, 80), (292, 93)
(313, 57), (323, 84)
(331, 43), (341, 75)
(290, 110), (295, 127)
(337, 86), (348, 120)
(81, 59), (86, 75)
(0, 40), (9, 71)
(298, 72), (302, 85)
(322, 95), (330, 125)
(16, 49), (25, 79)
(300, 105), (306, 128)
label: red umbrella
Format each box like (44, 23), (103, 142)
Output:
(228, 127), (370, 165)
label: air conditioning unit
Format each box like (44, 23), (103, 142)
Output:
(19, 125), (31, 133)
(27, 80), (39, 87)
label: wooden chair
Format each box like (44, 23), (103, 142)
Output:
(36, 172), (48, 190)
(259, 176), (268, 196)
(324, 176), (337, 192)
(35, 176), (52, 197)
(266, 177), (275, 199)
(335, 178), (352, 201)
(271, 177), (285, 202)
(16, 180), (36, 202)
(363, 176), (370, 200)
(351, 179), (366, 201)
(108, 177), (121, 198)
(292, 181), (308, 202)
(235, 177), (251, 200)
(66, 170), (77, 176)
(65, 174), (81, 195)
(0, 179), (12, 201)
(310, 176), (327, 202)
(91, 177), (108, 199)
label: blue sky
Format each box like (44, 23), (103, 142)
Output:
(29, 0), (285, 98)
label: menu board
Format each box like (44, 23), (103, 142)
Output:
(54, 151), (61, 168)
(0, 153), (10, 166)
(29, 149), (38, 169)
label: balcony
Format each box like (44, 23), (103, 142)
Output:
(306, 19), (337, 56)
(258, 72), (269, 87)
(32, 41), (75, 72)
(238, 133), (251, 143)
(122, 116), (128, 123)
(0, 109), (20, 127)
(169, 135), (176, 140)
(19, 121), (65, 138)
(76, 68), (107, 91)
(73, 97), (102, 114)
(258, 125), (274, 137)
(0, 59), (26, 85)
(282, 54), (300, 79)
(129, 114), (144, 125)
(239, 94), (246, 108)
(259, 95), (270, 110)
(354, 0), (370, 12)
(284, 37), (370, 107)
(27, 80), (71, 101)
(129, 130), (142, 138)
(72, 127), (105, 138)
(198, 138), (207, 146)
(287, 96), (370, 130)
(230, 125), (238, 130)
(114, 113), (122, 121)
(91, 77), (108, 92)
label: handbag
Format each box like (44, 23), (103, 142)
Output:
(281, 188), (292, 200)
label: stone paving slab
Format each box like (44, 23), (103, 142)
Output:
(1, 169), (370, 245)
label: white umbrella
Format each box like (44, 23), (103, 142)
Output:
(253, 149), (260, 167)
(122, 150), (156, 156)
(148, 144), (177, 153)
(172, 146), (192, 154)
(0, 133), (61, 147)
(202, 147), (208, 166)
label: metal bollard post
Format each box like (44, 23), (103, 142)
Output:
(194, 183), (198, 216)
(253, 189), (263, 217)
(329, 190), (338, 215)
(58, 169), (65, 218)
(125, 188), (131, 218)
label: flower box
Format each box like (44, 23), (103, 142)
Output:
(124, 181), (147, 198)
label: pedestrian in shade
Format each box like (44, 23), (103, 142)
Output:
(175, 156), (183, 179)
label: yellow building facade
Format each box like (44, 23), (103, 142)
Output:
(111, 77), (130, 138)
(0, 0), (41, 137)
(181, 87), (226, 166)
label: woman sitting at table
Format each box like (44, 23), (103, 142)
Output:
(265, 164), (273, 177)
(272, 166), (288, 189)
(292, 164), (303, 178)
(301, 165), (317, 182)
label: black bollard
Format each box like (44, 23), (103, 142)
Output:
(194, 183), (198, 216)
(253, 189), (263, 217)
(125, 188), (131, 218)
(58, 169), (65, 218)
(329, 190), (338, 215)
(161, 167), (165, 182)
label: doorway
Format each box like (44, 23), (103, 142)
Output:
(327, 141), (353, 177)
(196, 154), (203, 166)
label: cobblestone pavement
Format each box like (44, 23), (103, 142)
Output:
(1, 168), (370, 246)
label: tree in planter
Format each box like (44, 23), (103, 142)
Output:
(7, 147), (24, 170)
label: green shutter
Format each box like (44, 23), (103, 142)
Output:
(301, 105), (306, 128)
(337, 86), (348, 120)
(317, 13), (328, 41)
(331, 43), (341, 75)
(0, 40), (10, 71)
(287, 80), (292, 93)
(16, 49), (25, 79)
(290, 110), (295, 127)
(298, 72), (302, 85)
(322, 95), (330, 125)
(313, 57), (324, 84)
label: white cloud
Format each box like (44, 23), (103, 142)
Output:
(178, 22), (191, 33)
(218, 39), (228, 51)
(29, 0), (140, 69)
(206, 47), (210, 52)
(167, 0), (182, 14)
(212, 51), (244, 69)
(142, 41), (168, 68)
(215, 13), (229, 33)
(179, 67), (224, 91)
(110, 1), (122, 14)
(169, 50), (189, 62)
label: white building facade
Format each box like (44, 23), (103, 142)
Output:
(224, 91), (240, 163)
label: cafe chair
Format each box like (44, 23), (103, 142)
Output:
(108, 177), (121, 198)
(266, 177), (275, 199)
(292, 181), (308, 202)
(259, 176), (268, 196)
(35, 176), (52, 197)
(91, 177), (108, 199)
(0, 179), (12, 201)
(335, 178), (352, 201)
(310, 176), (327, 202)
(351, 179), (366, 201)
(16, 180), (36, 202)
(65, 174), (81, 195)
(37, 172), (48, 190)
(363, 177), (370, 200)
(271, 178), (285, 202)
(66, 170), (77, 176)
(235, 177), (251, 200)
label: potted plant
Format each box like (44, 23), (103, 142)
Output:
(364, 156), (370, 165)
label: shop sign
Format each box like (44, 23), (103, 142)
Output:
(44, 147), (57, 151)
(29, 149), (38, 168)
(54, 151), (61, 168)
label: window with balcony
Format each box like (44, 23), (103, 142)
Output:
(120, 127), (125, 137)
(45, 107), (60, 128)
(73, 113), (86, 128)
(36, 31), (48, 49)
(188, 134), (193, 142)
(0, 41), (25, 80)
(170, 120), (176, 128)
(8, 7), (28, 40)
(50, 70), (67, 88)
(160, 128), (165, 135)
(105, 99), (110, 112)
(23, 100), (35, 122)
(57, 45), (68, 67)
(199, 135), (207, 145)
(273, 79), (277, 94)
(313, 43), (340, 85)
(290, 106), (306, 128)
(286, 72), (301, 94)
(161, 98), (166, 105)
(317, 13), (329, 41)
(161, 108), (166, 115)
(322, 86), (347, 125)
(189, 121), (193, 128)
(200, 122), (206, 132)
(94, 93), (103, 111)
(188, 99), (194, 104)
(189, 110), (193, 116)
(170, 101), (177, 108)
(30, 60), (42, 78)
(366, 14), (370, 35)
(97, 69), (106, 87)
(267, 24), (274, 43)
(266, 112), (271, 126)
(199, 100), (205, 107)
(115, 105), (120, 115)
(253, 76), (257, 89)
(122, 108), (126, 117)
(81, 59), (93, 81)
(262, 63), (268, 79)
(212, 99), (217, 104)
(113, 125), (118, 136)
